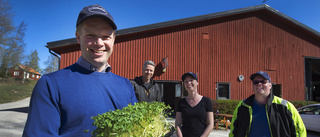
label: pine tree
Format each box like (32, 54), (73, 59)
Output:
(26, 50), (41, 73)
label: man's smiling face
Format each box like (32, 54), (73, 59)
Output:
(76, 17), (115, 69)
(252, 76), (272, 97)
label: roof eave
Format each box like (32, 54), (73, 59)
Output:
(46, 4), (320, 50)
(46, 38), (78, 49)
(115, 4), (269, 36)
(263, 5), (320, 39)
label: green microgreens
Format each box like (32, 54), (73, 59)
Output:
(88, 101), (173, 137)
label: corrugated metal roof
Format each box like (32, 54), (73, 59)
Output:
(46, 4), (320, 50)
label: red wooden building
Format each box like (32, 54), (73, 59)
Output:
(9, 64), (41, 80)
(46, 5), (320, 108)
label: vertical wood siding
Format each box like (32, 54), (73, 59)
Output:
(55, 11), (320, 101)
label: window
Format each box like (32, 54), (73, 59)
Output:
(298, 105), (320, 115)
(155, 81), (182, 112)
(36, 75), (39, 78)
(217, 83), (230, 99)
(175, 84), (182, 97)
(32, 74), (35, 78)
(272, 84), (282, 97)
(14, 71), (19, 76)
(15, 66), (19, 70)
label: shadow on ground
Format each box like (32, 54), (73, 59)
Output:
(0, 107), (29, 113)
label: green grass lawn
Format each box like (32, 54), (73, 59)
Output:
(0, 78), (37, 104)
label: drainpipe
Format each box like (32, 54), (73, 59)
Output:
(49, 49), (61, 70)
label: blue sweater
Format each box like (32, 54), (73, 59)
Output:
(23, 64), (138, 137)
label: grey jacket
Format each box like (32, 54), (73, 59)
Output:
(131, 76), (162, 102)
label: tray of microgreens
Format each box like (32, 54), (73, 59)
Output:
(87, 101), (173, 137)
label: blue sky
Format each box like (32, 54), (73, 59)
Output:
(9, 0), (320, 70)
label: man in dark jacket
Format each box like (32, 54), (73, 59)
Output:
(131, 60), (162, 102)
(229, 71), (306, 137)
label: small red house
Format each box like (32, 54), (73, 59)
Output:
(9, 64), (41, 80)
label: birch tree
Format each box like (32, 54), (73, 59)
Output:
(43, 54), (59, 74)
(0, 0), (26, 77)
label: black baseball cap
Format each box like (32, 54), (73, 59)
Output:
(76, 4), (117, 30)
(181, 72), (198, 81)
(250, 71), (271, 82)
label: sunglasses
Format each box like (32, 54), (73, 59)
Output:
(252, 80), (268, 85)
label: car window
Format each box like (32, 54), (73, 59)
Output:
(299, 106), (319, 115)
(315, 107), (320, 115)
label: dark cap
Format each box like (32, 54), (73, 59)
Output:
(76, 4), (117, 30)
(181, 72), (198, 81)
(250, 71), (271, 82)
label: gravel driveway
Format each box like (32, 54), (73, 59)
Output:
(0, 98), (29, 137)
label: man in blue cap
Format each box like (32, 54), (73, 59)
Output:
(23, 4), (137, 137)
(229, 71), (306, 137)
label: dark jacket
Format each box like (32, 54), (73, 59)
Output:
(229, 93), (306, 137)
(130, 76), (162, 102)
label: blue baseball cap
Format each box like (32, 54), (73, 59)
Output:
(181, 72), (198, 81)
(250, 71), (271, 82)
(76, 4), (117, 30)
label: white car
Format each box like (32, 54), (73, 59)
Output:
(297, 104), (320, 132)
